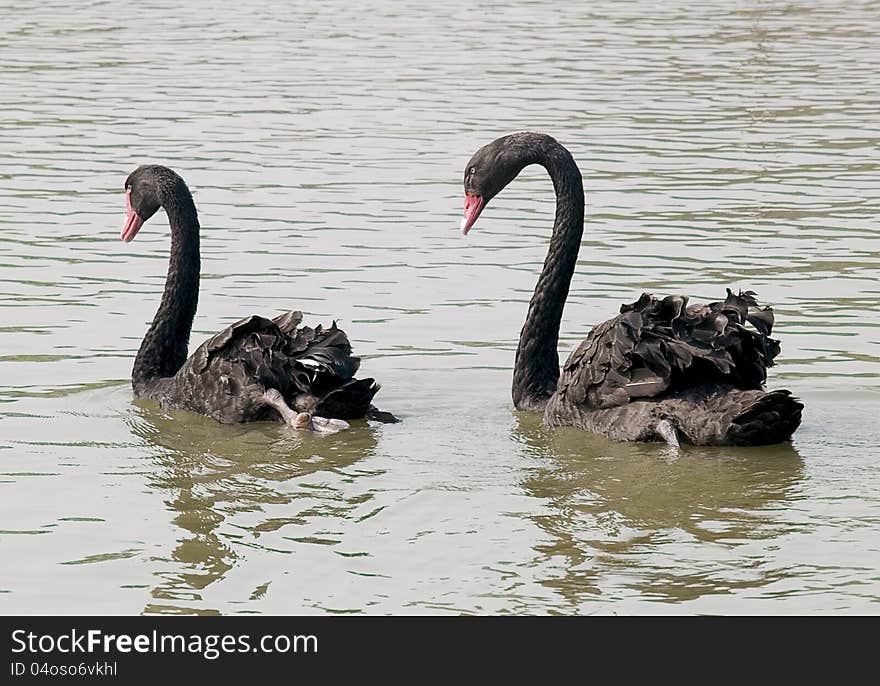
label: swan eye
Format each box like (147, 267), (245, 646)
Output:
(469, 167), (476, 176)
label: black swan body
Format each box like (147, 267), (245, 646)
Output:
(121, 165), (390, 426)
(460, 132), (802, 446)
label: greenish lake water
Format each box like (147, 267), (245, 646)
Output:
(1, 0), (878, 614)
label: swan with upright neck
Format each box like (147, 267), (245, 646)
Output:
(460, 132), (802, 446)
(121, 164), (391, 428)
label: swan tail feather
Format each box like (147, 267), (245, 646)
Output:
(313, 378), (380, 419)
(723, 389), (804, 446)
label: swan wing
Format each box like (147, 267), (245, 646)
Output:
(183, 312), (376, 420)
(556, 290), (783, 410)
(191, 312), (359, 382)
(191, 314), (283, 374)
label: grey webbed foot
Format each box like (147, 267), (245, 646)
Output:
(262, 388), (299, 425)
(263, 388), (350, 435)
(295, 412), (350, 435)
(655, 418), (681, 450)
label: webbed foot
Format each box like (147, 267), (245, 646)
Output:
(292, 412), (350, 435)
(262, 388), (298, 425)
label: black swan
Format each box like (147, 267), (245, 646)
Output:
(120, 164), (391, 427)
(460, 132), (802, 446)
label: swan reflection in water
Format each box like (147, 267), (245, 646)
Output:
(512, 412), (805, 609)
(125, 400), (382, 615)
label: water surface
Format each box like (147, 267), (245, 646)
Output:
(1, 0), (879, 614)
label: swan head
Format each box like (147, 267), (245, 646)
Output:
(460, 132), (560, 234)
(121, 165), (188, 242)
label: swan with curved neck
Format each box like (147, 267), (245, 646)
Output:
(123, 166), (200, 396)
(462, 132), (583, 412)
(460, 132), (802, 446)
(121, 164), (391, 428)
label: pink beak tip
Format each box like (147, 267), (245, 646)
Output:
(120, 188), (143, 242)
(460, 193), (485, 236)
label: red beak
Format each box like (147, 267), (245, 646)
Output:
(460, 193), (486, 235)
(120, 189), (143, 242)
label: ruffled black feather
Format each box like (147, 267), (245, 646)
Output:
(146, 311), (380, 424)
(557, 289), (783, 411)
(545, 289), (802, 445)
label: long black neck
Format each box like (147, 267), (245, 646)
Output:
(512, 139), (584, 411)
(132, 187), (200, 391)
